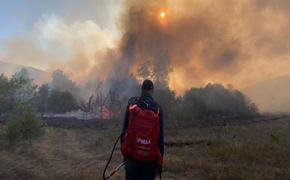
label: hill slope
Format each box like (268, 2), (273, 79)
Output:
(0, 61), (51, 84)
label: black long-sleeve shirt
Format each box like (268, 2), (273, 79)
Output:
(121, 92), (164, 156)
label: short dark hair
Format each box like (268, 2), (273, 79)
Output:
(142, 79), (154, 91)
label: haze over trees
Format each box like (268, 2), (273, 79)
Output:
(0, 68), (258, 125)
(180, 84), (258, 119)
(51, 70), (80, 98)
(0, 69), (79, 116)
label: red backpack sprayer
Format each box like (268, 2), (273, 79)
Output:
(103, 103), (162, 179)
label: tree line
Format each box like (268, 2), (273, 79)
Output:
(0, 70), (78, 116)
(0, 68), (258, 142)
(0, 68), (258, 123)
(153, 83), (258, 129)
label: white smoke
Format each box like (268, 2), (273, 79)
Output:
(1, 14), (116, 78)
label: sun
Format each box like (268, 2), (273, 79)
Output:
(160, 11), (166, 19)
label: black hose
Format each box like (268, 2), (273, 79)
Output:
(102, 134), (123, 180)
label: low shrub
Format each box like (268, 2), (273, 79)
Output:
(6, 104), (44, 142)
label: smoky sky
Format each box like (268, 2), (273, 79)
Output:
(129, 0), (290, 92)
(112, 0), (290, 94)
(1, 0), (290, 95)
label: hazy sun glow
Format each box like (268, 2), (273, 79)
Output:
(160, 11), (166, 18)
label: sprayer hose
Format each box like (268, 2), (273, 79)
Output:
(102, 134), (122, 180)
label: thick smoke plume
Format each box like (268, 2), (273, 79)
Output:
(98, 0), (290, 95)
(2, 0), (290, 97)
(116, 0), (244, 92)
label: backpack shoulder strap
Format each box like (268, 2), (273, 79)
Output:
(128, 96), (140, 105)
(150, 100), (160, 115)
(156, 107), (160, 115)
(128, 96), (141, 112)
(129, 104), (138, 112)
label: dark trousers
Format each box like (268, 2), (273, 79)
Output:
(125, 158), (156, 180)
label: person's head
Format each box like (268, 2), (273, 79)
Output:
(142, 79), (154, 95)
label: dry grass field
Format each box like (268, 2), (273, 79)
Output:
(0, 116), (290, 180)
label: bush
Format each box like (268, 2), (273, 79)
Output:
(180, 83), (258, 119)
(6, 104), (43, 142)
(47, 89), (78, 113)
(151, 83), (258, 130)
(0, 73), (37, 115)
